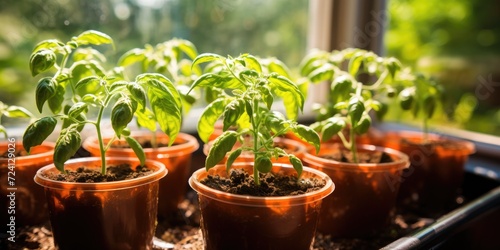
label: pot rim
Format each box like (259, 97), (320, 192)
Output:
(383, 130), (476, 155)
(34, 157), (167, 191)
(303, 143), (410, 172)
(0, 141), (55, 165)
(189, 162), (335, 207)
(83, 131), (199, 157)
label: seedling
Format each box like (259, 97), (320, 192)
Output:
(301, 48), (403, 163)
(0, 101), (34, 139)
(189, 53), (320, 185)
(23, 30), (182, 174)
(118, 38), (201, 115)
(395, 70), (443, 142)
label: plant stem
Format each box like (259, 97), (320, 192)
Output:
(95, 92), (114, 175)
(251, 94), (260, 186)
(349, 125), (358, 163)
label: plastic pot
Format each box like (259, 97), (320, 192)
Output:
(34, 157), (167, 250)
(203, 137), (306, 164)
(189, 163), (334, 250)
(380, 131), (476, 215)
(0, 141), (54, 226)
(83, 131), (199, 221)
(302, 143), (409, 238)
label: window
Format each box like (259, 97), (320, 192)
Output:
(0, 0), (310, 133)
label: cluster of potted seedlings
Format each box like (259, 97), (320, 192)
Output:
(0, 30), (475, 249)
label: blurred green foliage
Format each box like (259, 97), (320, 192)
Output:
(385, 0), (500, 135)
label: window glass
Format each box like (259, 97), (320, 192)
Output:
(0, 0), (308, 128)
(385, 0), (500, 136)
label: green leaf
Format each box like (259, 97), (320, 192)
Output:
(0, 125), (6, 138)
(109, 80), (128, 92)
(35, 77), (56, 113)
(134, 105), (157, 131)
(348, 53), (364, 76)
(321, 117), (346, 142)
(32, 39), (64, 53)
(293, 124), (320, 153)
(354, 114), (371, 135)
(222, 99), (243, 131)
(268, 74), (304, 120)
(4, 106), (33, 118)
(256, 155), (273, 173)
(189, 73), (245, 92)
(48, 83), (65, 114)
(266, 58), (291, 79)
(75, 76), (100, 90)
(67, 102), (88, 118)
(198, 98), (229, 143)
(73, 30), (114, 47)
(308, 64), (335, 83)
(81, 94), (100, 105)
(289, 154), (303, 178)
(242, 54), (262, 73)
(30, 49), (57, 76)
(118, 48), (146, 67)
(206, 131), (238, 170)
(125, 136), (146, 166)
(62, 113), (86, 132)
(331, 75), (354, 102)
(22, 117), (57, 154)
(72, 48), (107, 62)
(192, 53), (224, 69)
(144, 78), (182, 144)
(54, 127), (82, 172)
(348, 96), (365, 124)
(424, 95), (437, 119)
(226, 148), (242, 172)
(399, 88), (415, 110)
(111, 97), (137, 138)
(127, 82), (147, 110)
(177, 39), (198, 60)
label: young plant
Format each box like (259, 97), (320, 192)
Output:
(118, 38), (201, 115)
(189, 53), (320, 185)
(395, 70), (443, 142)
(0, 101), (34, 139)
(23, 30), (182, 174)
(301, 48), (403, 163)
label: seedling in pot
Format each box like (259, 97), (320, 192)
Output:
(395, 70), (443, 142)
(23, 30), (182, 174)
(188, 53), (320, 185)
(118, 38), (201, 116)
(0, 101), (34, 139)
(301, 48), (403, 163)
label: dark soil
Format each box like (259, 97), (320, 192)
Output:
(201, 168), (325, 196)
(42, 164), (153, 182)
(320, 150), (393, 164)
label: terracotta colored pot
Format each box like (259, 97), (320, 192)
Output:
(35, 157), (167, 250)
(302, 143), (409, 238)
(0, 141), (54, 226)
(189, 163), (334, 250)
(203, 137), (307, 164)
(379, 131), (475, 215)
(83, 132), (199, 221)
